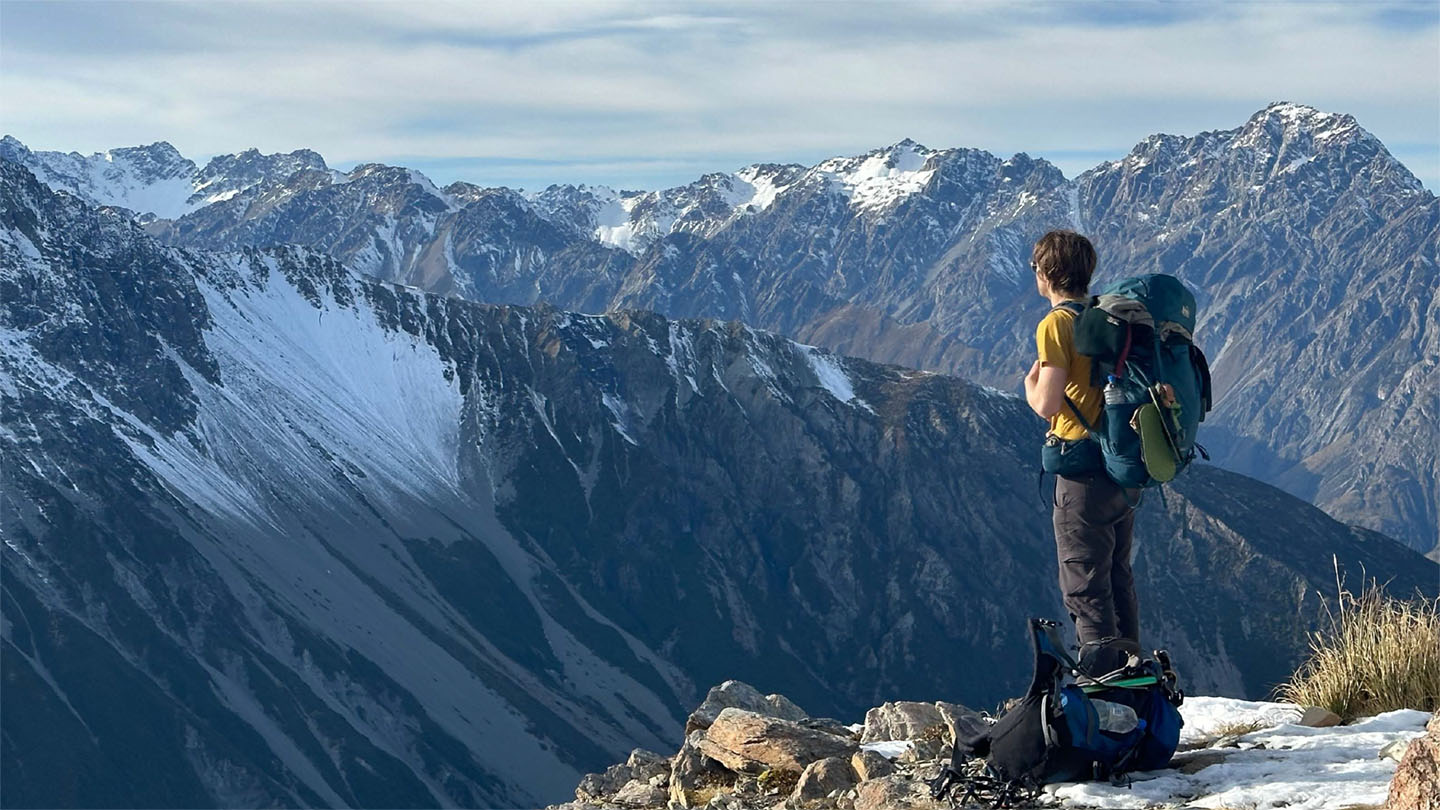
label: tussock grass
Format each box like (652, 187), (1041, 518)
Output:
(1208, 718), (1270, 739)
(1277, 569), (1440, 722)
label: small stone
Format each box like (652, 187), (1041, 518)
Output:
(612, 777), (669, 807)
(1173, 750), (1229, 775)
(766, 693), (807, 721)
(1379, 739), (1411, 762)
(1296, 706), (1342, 728)
(577, 761), (635, 801)
(789, 757), (857, 803)
(804, 717), (860, 740)
(703, 794), (744, 810)
(850, 750), (895, 781)
(897, 738), (943, 764)
(628, 749), (671, 782)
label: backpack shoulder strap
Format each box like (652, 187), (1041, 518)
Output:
(1050, 300), (1086, 317)
(1062, 395), (1097, 435)
(1044, 301), (1098, 434)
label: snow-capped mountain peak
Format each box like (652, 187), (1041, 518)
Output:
(813, 139), (939, 212)
(0, 135), (200, 218)
(191, 146), (334, 205)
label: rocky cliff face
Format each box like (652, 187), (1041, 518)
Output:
(15, 104), (1424, 555)
(2, 159), (1435, 807)
(1073, 104), (1439, 560)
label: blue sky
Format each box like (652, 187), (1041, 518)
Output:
(1, 1), (1436, 192)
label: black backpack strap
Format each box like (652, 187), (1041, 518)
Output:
(1063, 395), (1098, 436)
(1048, 301), (1100, 437)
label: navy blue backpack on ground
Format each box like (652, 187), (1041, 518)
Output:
(931, 619), (1184, 806)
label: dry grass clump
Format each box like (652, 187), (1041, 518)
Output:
(1208, 718), (1270, 739)
(1277, 574), (1440, 722)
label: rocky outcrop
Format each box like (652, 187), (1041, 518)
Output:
(1387, 711), (1440, 810)
(687, 681), (809, 734)
(562, 684), (1436, 810)
(556, 681), (959, 810)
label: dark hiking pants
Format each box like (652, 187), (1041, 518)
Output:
(1053, 472), (1141, 648)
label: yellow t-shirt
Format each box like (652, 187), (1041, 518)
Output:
(1036, 306), (1103, 441)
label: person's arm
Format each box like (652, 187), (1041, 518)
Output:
(1025, 361), (1069, 419)
(1028, 312), (1072, 419)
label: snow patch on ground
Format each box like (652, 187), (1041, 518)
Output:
(1050, 697), (1429, 809)
(800, 346), (873, 412)
(861, 740), (913, 760)
(731, 166), (793, 211)
(601, 391), (640, 445)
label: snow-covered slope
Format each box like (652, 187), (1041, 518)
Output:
(0, 135), (200, 218)
(1, 161), (686, 807)
(526, 162), (807, 255)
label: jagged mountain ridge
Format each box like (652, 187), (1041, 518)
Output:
(19, 102), (1424, 556)
(3, 158), (1437, 806)
(0, 135), (338, 221)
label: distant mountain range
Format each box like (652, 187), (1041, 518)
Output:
(4, 157), (1435, 807)
(6, 102), (1433, 558)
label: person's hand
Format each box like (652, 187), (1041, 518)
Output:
(1025, 360), (1042, 386)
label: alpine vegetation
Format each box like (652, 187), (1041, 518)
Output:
(1279, 578), (1440, 722)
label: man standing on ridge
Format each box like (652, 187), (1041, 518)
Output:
(1023, 230), (1142, 666)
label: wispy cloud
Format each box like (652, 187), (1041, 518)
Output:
(1, 0), (1434, 191)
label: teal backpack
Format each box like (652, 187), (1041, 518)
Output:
(1058, 274), (1212, 489)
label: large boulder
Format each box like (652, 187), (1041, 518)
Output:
(1387, 711), (1440, 810)
(861, 701), (945, 743)
(937, 701), (989, 745)
(701, 708), (858, 774)
(850, 749), (895, 781)
(789, 757), (857, 803)
(686, 680), (809, 734)
(669, 731), (734, 808)
(862, 700), (979, 744)
(853, 775), (949, 810)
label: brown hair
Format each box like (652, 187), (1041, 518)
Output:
(1032, 230), (1097, 297)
